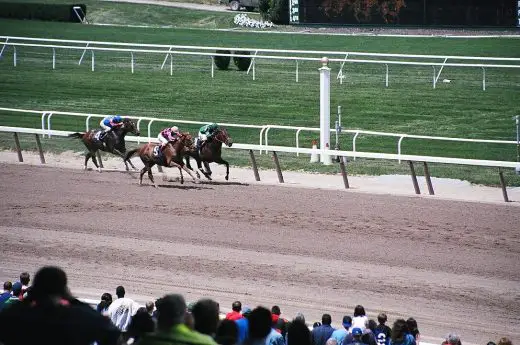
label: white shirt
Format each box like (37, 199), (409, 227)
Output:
(107, 297), (140, 332)
(351, 316), (368, 332)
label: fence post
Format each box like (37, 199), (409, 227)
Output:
(408, 161), (420, 194)
(498, 169), (509, 202)
(272, 151), (284, 183)
(35, 134), (46, 164)
(423, 162), (434, 195)
(339, 157), (349, 189)
(249, 149), (260, 181)
(13, 133), (23, 162)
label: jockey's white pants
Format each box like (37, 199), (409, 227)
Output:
(199, 133), (208, 142)
(100, 121), (111, 133)
(158, 134), (169, 146)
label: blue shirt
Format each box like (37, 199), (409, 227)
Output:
(0, 292), (11, 310)
(330, 329), (349, 345)
(235, 317), (249, 344)
(266, 328), (285, 345)
(312, 324), (335, 345)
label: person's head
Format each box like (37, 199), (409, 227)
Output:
(271, 305), (281, 315)
(313, 322), (321, 328)
(342, 315), (352, 330)
(294, 312), (306, 324)
(242, 306), (252, 317)
(287, 319), (311, 345)
(354, 305), (366, 317)
(171, 126), (179, 133)
(3, 281), (12, 292)
(321, 314), (332, 325)
(215, 319), (238, 345)
(101, 292), (112, 304)
(30, 266), (69, 301)
(446, 333), (461, 345)
(406, 317), (419, 333)
(20, 272), (30, 286)
(232, 300), (242, 312)
(191, 298), (220, 336)
(155, 294), (187, 330)
(146, 301), (155, 314)
(378, 313), (388, 325)
(368, 319), (377, 332)
(487, 342), (497, 345)
(352, 327), (363, 339)
(248, 306), (273, 340)
(11, 282), (22, 297)
(114, 115), (122, 122)
(497, 338), (512, 345)
(391, 319), (408, 343)
(116, 285), (125, 298)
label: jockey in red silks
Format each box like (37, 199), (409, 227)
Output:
(158, 126), (181, 151)
(99, 115), (124, 140)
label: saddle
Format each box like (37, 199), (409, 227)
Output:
(153, 145), (166, 165)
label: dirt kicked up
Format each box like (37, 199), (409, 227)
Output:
(0, 163), (518, 345)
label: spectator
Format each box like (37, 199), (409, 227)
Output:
(227, 300), (244, 321)
(236, 306), (252, 344)
(445, 333), (461, 345)
(294, 312), (306, 324)
(216, 318), (239, 345)
(312, 314), (335, 345)
(0, 266), (120, 345)
(192, 298), (220, 337)
(272, 305), (288, 338)
(0, 282), (12, 310)
(97, 292), (113, 314)
(286, 319), (311, 345)
(107, 285), (140, 332)
(486, 343), (497, 345)
(326, 340), (338, 345)
(352, 305), (368, 332)
(126, 307), (155, 344)
(2, 282), (22, 309)
(146, 301), (155, 316)
(138, 294), (218, 345)
(374, 313), (391, 345)
(406, 318), (419, 344)
(362, 320), (377, 345)
(330, 315), (352, 345)
(19, 272), (30, 297)
(497, 338), (512, 345)
(389, 319), (414, 345)
(246, 306), (284, 345)
(345, 328), (367, 345)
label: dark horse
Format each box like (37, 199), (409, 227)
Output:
(185, 127), (233, 181)
(68, 118), (140, 172)
(124, 133), (198, 188)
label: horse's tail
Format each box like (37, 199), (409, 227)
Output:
(124, 148), (139, 161)
(68, 132), (84, 139)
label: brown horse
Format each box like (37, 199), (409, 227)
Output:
(185, 127), (233, 181)
(68, 118), (140, 172)
(124, 133), (198, 188)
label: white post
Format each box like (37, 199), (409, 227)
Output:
(52, 48), (56, 70)
(91, 50), (95, 72)
(131, 52), (134, 74)
(211, 57), (214, 78)
(319, 57), (332, 165)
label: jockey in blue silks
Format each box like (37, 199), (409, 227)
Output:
(99, 115), (124, 140)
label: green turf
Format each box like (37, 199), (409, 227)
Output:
(0, 4), (519, 186)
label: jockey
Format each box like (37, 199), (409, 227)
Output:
(198, 123), (219, 149)
(158, 126), (180, 150)
(99, 115), (124, 140)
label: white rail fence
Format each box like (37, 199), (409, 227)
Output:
(1, 125), (518, 202)
(1, 107), (517, 163)
(1, 36), (520, 89)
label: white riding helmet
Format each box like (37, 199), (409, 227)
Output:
(171, 126), (179, 133)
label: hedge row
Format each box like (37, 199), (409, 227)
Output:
(0, 3), (87, 23)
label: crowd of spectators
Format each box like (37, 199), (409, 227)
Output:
(0, 266), (515, 345)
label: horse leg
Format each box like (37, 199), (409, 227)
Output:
(90, 151), (101, 172)
(84, 152), (91, 170)
(180, 164), (199, 183)
(148, 168), (158, 188)
(185, 156), (200, 179)
(215, 158), (230, 181)
(203, 161), (213, 179)
(178, 167), (184, 184)
(139, 166), (147, 186)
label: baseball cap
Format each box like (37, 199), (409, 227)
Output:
(342, 315), (352, 327)
(352, 327), (363, 336)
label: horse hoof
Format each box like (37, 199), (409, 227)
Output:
(154, 184), (159, 189)
(225, 176), (229, 181)
(98, 168), (102, 173)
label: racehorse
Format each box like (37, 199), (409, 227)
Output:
(185, 127), (233, 181)
(124, 132), (198, 188)
(68, 118), (140, 172)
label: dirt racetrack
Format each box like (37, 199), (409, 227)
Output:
(0, 162), (519, 345)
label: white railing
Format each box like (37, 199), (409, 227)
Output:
(1, 36), (519, 89)
(1, 125), (518, 201)
(0, 107), (517, 162)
